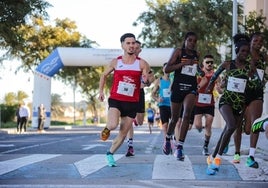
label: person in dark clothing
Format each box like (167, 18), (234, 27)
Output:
(37, 104), (46, 132)
(16, 104), (21, 133)
(163, 31), (204, 161)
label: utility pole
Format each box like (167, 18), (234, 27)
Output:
(73, 76), (76, 126)
(232, 0), (238, 59)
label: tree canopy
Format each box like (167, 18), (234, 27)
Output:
(134, 0), (242, 62)
(0, 0), (267, 107)
(0, 0), (51, 59)
(3, 90), (29, 105)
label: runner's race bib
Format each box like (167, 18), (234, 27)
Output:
(227, 77), (247, 93)
(117, 81), (135, 96)
(181, 64), (197, 76)
(198, 93), (212, 104)
(162, 88), (171, 98)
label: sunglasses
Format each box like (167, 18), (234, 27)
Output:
(205, 61), (214, 65)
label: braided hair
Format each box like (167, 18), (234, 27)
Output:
(233, 33), (250, 54)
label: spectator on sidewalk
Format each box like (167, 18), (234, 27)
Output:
(37, 103), (46, 133)
(16, 104), (21, 133)
(19, 102), (30, 133)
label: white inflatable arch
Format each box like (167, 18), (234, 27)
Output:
(32, 47), (174, 128)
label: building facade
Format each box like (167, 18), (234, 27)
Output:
(244, 0), (268, 26)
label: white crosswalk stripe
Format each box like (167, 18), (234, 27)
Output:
(0, 154), (267, 181)
(152, 155), (195, 179)
(0, 154), (61, 175)
(74, 154), (124, 177)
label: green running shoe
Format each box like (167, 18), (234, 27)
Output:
(232, 154), (240, 163)
(246, 156), (259, 169)
(252, 115), (268, 133)
(106, 153), (117, 167)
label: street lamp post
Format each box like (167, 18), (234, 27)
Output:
(232, 0), (238, 59)
(81, 101), (87, 126)
(73, 76), (76, 126)
(0, 76), (2, 129)
(0, 105), (1, 129)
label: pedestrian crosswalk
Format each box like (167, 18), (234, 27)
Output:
(221, 155), (268, 181)
(0, 154), (61, 176)
(0, 153), (267, 181)
(74, 154), (124, 177)
(152, 155), (195, 179)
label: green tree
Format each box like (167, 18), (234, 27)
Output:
(13, 16), (105, 116)
(14, 17), (95, 72)
(134, 0), (243, 63)
(3, 92), (16, 106)
(0, 0), (51, 60)
(51, 93), (62, 106)
(17, 90), (29, 103)
(3, 90), (28, 105)
(51, 93), (62, 118)
(243, 10), (268, 52)
(57, 65), (109, 118)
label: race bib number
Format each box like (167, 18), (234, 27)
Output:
(227, 77), (247, 93)
(198, 93), (212, 104)
(256, 68), (264, 81)
(162, 88), (171, 98)
(181, 64), (197, 76)
(117, 81), (135, 96)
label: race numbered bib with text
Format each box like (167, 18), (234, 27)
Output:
(162, 88), (171, 98)
(117, 81), (135, 96)
(181, 64), (197, 76)
(227, 77), (247, 93)
(198, 93), (212, 104)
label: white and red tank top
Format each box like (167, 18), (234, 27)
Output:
(110, 56), (142, 102)
(196, 70), (215, 107)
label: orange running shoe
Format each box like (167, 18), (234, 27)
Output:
(207, 155), (213, 165)
(211, 157), (221, 171)
(101, 127), (110, 141)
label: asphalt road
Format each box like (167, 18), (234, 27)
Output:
(0, 125), (267, 188)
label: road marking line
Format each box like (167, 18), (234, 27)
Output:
(152, 155), (195, 179)
(0, 144), (14, 147)
(144, 131), (161, 154)
(74, 154), (124, 178)
(1, 138), (72, 154)
(81, 144), (105, 150)
(0, 154), (61, 175)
